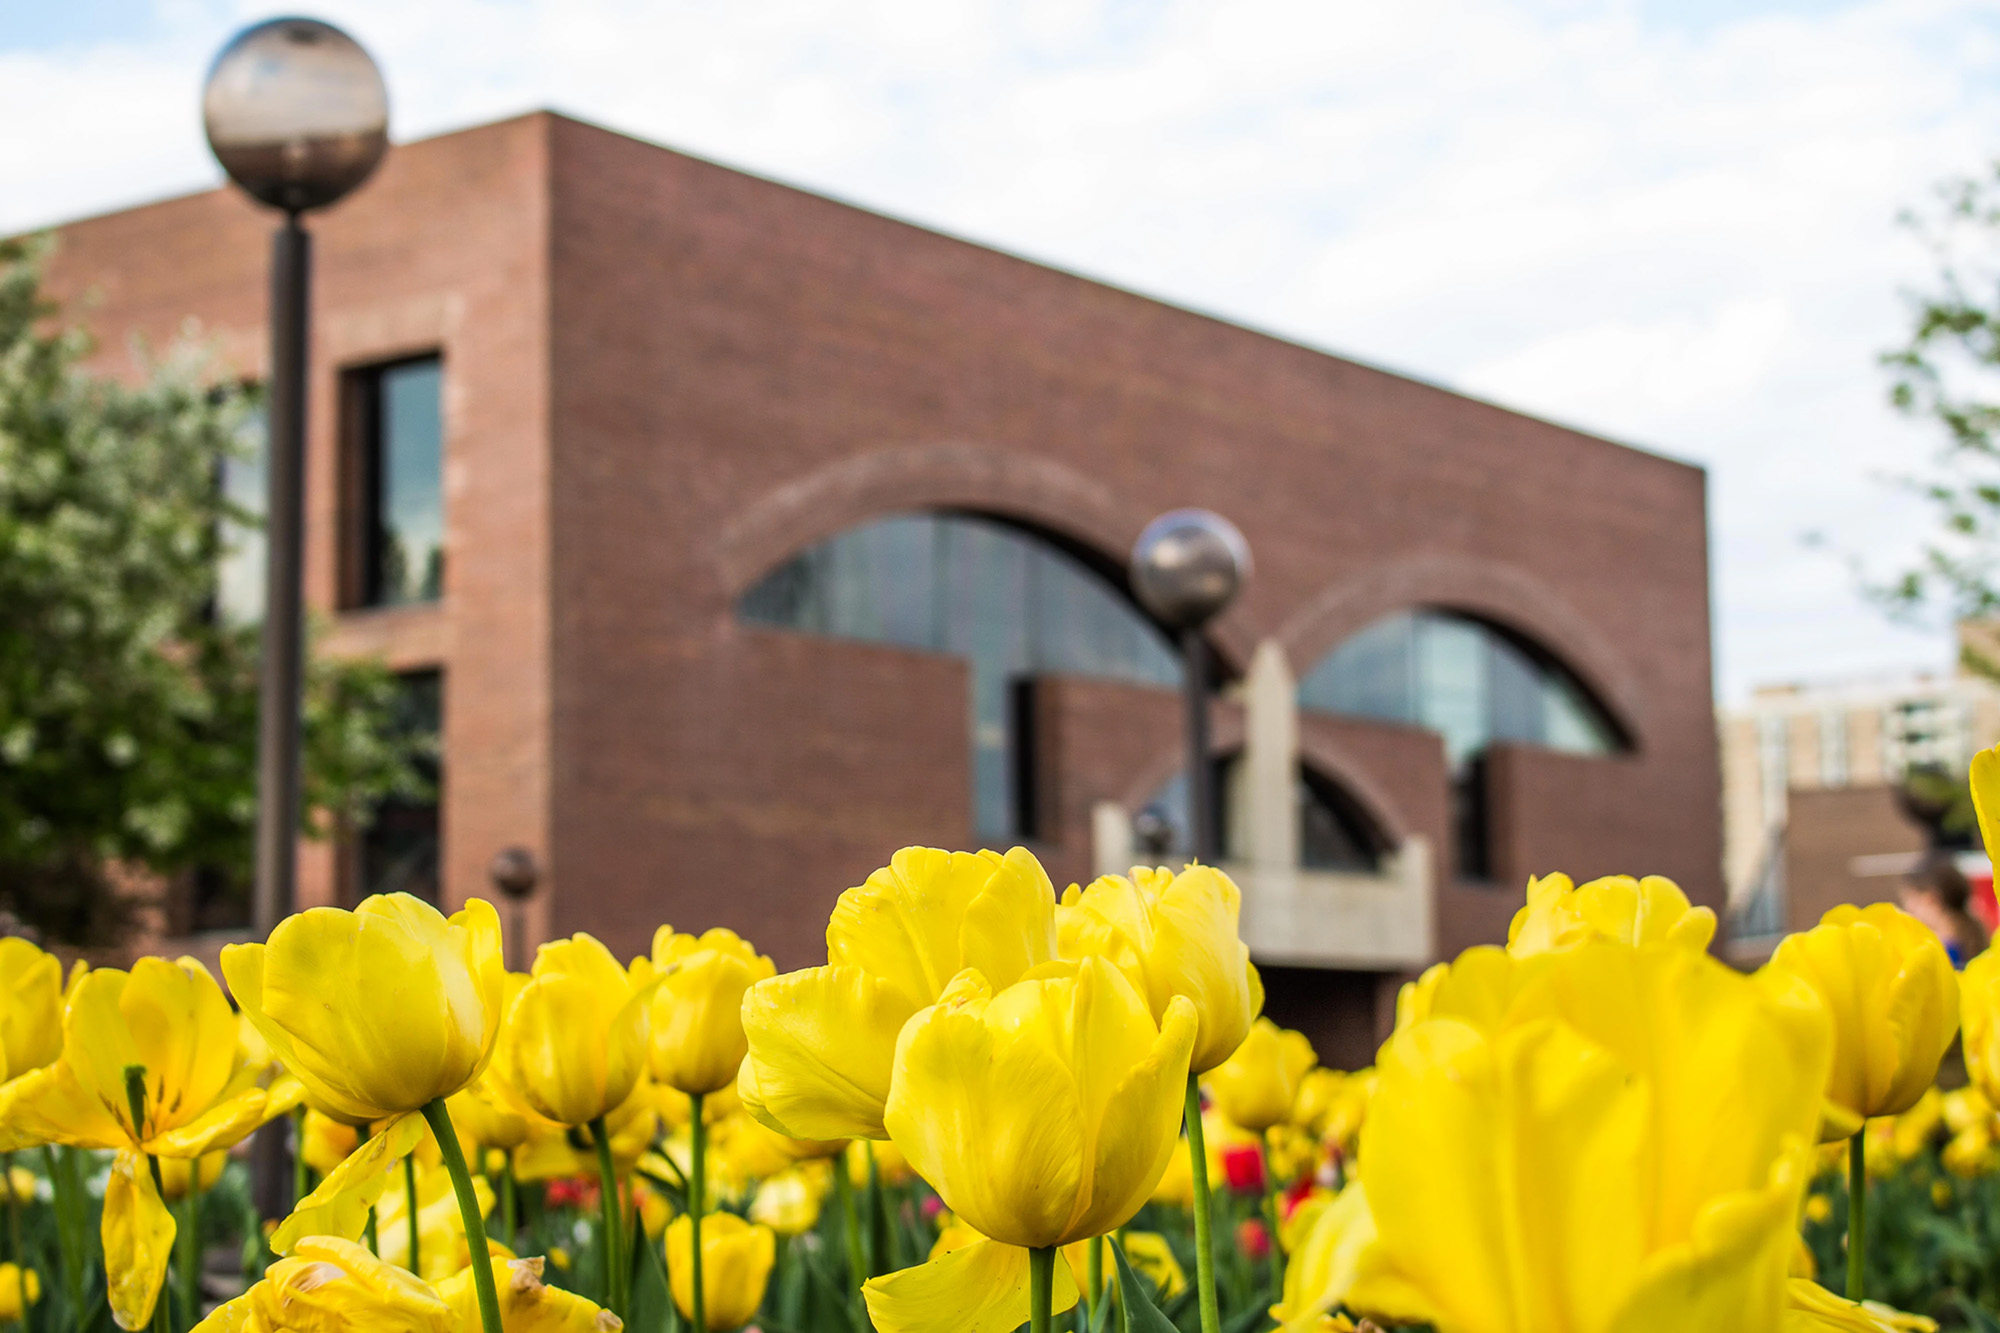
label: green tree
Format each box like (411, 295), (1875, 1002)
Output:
(1882, 163), (2000, 629)
(0, 237), (424, 945)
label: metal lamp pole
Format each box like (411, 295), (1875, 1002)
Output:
(202, 15), (390, 1217)
(1131, 510), (1252, 862)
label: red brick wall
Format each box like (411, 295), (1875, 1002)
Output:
(33, 111), (1720, 1001)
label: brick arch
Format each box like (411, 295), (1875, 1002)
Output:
(1111, 712), (1416, 851)
(712, 441), (1142, 596)
(1274, 554), (1649, 750)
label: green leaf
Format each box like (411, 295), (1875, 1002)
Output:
(1111, 1236), (1187, 1333)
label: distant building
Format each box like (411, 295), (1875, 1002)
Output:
(37, 112), (1719, 1065)
(1719, 625), (2000, 959)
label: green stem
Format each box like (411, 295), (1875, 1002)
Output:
(44, 1147), (83, 1325)
(590, 1116), (625, 1318)
(864, 1141), (884, 1277)
(403, 1151), (421, 1276)
(291, 1107), (308, 1214)
(184, 1164), (205, 1329)
(1029, 1246), (1056, 1333)
(1184, 1075), (1220, 1333)
(833, 1154), (868, 1331)
(1262, 1158), (1283, 1294)
(1848, 1131), (1867, 1302)
(357, 1122), (379, 1256)
(690, 1093), (707, 1333)
(423, 1099), (504, 1333)
(501, 1160), (517, 1255)
(1086, 1235), (1102, 1332)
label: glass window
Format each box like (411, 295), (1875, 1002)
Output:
(356, 670), (442, 904)
(216, 403), (268, 626)
(1299, 609), (1621, 883)
(738, 512), (1181, 840)
(1144, 758), (1381, 872)
(1298, 609), (1621, 764)
(350, 357), (444, 608)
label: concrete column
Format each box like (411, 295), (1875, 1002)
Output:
(1243, 638), (1299, 871)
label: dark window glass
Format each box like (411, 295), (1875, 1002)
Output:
(738, 512), (1180, 840)
(357, 670), (442, 904)
(1298, 769), (1380, 872)
(216, 403), (268, 626)
(1298, 610), (1620, 764)
(351, 358), (444, 608)
(1143, 758), (1381, 873)
(1298, 609), (1621, 883)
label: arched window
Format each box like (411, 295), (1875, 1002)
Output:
(1138, 758), (1385, 873)
(1297, 610), (1621, 764)
(1298, 609), (1622, 879)
(738, 512), (1180, 839)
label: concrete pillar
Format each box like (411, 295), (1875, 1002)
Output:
(1243, 638), (1299, 871)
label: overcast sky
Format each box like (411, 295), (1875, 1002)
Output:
(7, 0), (1999, 704)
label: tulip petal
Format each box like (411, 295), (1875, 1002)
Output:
(189, 1295), (255, 1333)
(958, 847), (1059, 991)
(270, 1111), (426, 1253)
(828, 848), (1002, 1009)
(739, 966), (917, 1140)
(863, 1238), (1077, 1333)
(888, 971), (1084, 1248)
(149, 1086), (270, 1159)
(1352, 1015), (1647, 1333)
(1271, 1184), (1377, 1333)
(1608, 1141), (1807, 1333)
(0, 1061), (124, 1152)
(123, 958), (239, 1138)
(104, 1149), (175, 1331)
(1066, 982), (1197, 1242)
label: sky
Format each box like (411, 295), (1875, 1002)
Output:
(6, 0), (2000, 704)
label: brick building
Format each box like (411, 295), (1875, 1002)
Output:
(42, 112), (1719, 1065)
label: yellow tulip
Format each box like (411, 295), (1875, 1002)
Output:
(375, 1162), (495, 1282)
(1766, 903), (1959, 1139)
(191, 1235), (456, 1332)
(1506, 872), (1716, 957)
(1298, 941), (1831, 1332)
(3, 1166), (33, 1206)
(300, 1109), (360, 1177)
(739, 846), (1058, 1140)
(1272, 1185), (1376, 1333)
(1781, 1278), (1938, 1331)
(223, 893), (505, 1124)
(648, 928), (774, 1098)
(863, 958), (1194, 1333)
(749, 1164), (827, 1235)
(886, 958), (1194, 1249)
(0, 939), (62, 1149)
(0, 1263), (39, 1321)
(847, 1136), (914, 1188)
(1119, 1231), (1187, 1297)
(667, 1212), (775, 1330)
(504, 934), (653, 1127)
(1206, 1019), (1314, 1132)
(5, 957), (288, 1329)
(438, 1254), (624, 1332)
(155, 1152), (225, 1203)
(1057, 863), (1263, 1074)
(449, 1081), (535, 1157)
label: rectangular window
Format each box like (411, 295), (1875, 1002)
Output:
(343, 356), (444, 609)
(355, 670), (443, 905)
(1819, 710), (1849, 788)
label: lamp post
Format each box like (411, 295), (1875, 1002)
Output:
(488, 846), (542, 973)
(203, 16), (388, 1217)
(1131, 510), (1251, 862)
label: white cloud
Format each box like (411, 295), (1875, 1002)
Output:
(6, 0), (2000, 701)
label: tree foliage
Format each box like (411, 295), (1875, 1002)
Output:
(1882, 164), (2000, 627)
(0, 237), (425, 944)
